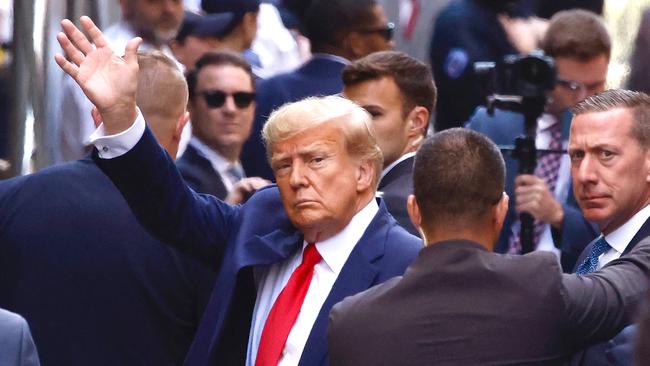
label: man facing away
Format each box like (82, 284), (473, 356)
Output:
(568, 89), (650, 364)
(467, 9), (611, 271)
(177, 51), (269, 201)
(0, 51), (216, 365)
(342, 50), (435, 236)
(328, 128), (650, 365)
(54, 16), (421, 366)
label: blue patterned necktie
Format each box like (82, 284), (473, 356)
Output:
(575, 236), (612, 275)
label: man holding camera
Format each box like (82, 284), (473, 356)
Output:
(467, 9), (610, 271)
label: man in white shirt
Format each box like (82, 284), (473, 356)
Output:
(342, 50), (435, 236)
(54, 16), (421, 366)
(177, 50), (269, 202)
(57, 0), (184, 163)
(467, 10), (610, 270)
(569, 89), (650, 365)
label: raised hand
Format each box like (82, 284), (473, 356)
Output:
(55, 16), (142, 134)
(514, 174), (564, 228)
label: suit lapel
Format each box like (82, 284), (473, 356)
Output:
(298, 203), (390, 365)
(623, 216), (650, 254)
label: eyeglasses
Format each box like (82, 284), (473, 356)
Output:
(354, 22), (395, 41)
(556, 79), (587, 93)
(199, 90), (256, 109)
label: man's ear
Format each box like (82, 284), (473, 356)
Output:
(645, 148), (650, 183)
(493, 192), (509, 233)
(407, 106), (429, 138)
(356, 159), (375, 192)
(174, 111), (190, 142)
(345, 32), (365, 60)
(406, 194), (426, 238)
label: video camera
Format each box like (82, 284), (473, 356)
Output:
(475, 51), (557, 253)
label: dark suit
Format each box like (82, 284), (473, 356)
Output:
(378, 155), (417, 236)
(571, 216), (650, 366)
(467, 107), (598, 270)
(176, 144), (228, 199)
(0, 157), (216, 366)
(241, 55), (348, 180)
(329, 239), (650, 366)
(93, 127), (422, 366)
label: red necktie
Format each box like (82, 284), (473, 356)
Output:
(255, 243), (322, 366)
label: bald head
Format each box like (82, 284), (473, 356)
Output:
(136, 51), (189, 159)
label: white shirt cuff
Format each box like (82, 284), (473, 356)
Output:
(89, 109), (146, 159)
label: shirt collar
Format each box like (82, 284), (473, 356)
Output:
(380, 152), (416, 181)
(189, 137), (240, 176)
(307, 198), (379, 274)
(604, 203), (650, 254)
(536, 113), (558, 131)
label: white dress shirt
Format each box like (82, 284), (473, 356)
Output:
(187, 137), (245, 193)
(599, 204), (650, 268)
(90, 112), (380, 365)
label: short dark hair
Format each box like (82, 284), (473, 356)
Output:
(413, 128), (505, 227)
(342, 51), (437, 117)
(572, 89), (650, 148)
(185, 50), (255, 101)
(542, 9), (611, 61)
(292, 0), (378, 53)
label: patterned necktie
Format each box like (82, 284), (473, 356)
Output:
(508, 122), (563, 253)
(255, 243), (322, 366)
(575, 236), (611, 275)
(226, 164), (244, 185)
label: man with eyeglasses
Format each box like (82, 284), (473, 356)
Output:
(241, 0), (395, 180)
(467, 9), (610, 271)
(178, 51), (270, 202)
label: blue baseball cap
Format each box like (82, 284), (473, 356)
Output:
(201, 0), (261, 14)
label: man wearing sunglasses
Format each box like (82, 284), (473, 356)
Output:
(467, 9), (610, 271)
(178, 51), (269, 202)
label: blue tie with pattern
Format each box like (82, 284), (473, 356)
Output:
(575, 236), (612, 275)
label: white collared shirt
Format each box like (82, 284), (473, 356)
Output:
(187, 137), (245, 193)
(599, 204), (650, 268)
(246, 198), (379, 366)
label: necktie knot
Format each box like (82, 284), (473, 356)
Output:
(302, 243), (322, 267)
(576, 236), (612, 275)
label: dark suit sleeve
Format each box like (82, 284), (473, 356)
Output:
(561, 238), (650, 346)
(93, 127), (236, 267)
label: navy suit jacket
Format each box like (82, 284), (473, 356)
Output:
(467, 107), (598, 270)
(94, 127), (422, 366)
(571, 216), (650, 366)
(0, 156), (216, 366)
(177, 144), (228, 199)
(378, 155), (418, 236)
(241, 56), (348, 180)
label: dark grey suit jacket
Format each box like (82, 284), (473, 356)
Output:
(378, 155), (417, 236)
(329, 239), (650, 366)
(176, 144), (228, 199)
(0, 308), (40, 366)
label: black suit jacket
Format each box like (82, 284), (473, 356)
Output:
(378, 155), (417, 236)
(329, 239), (650, 366)
(571, 216), (650, 366)
(176, 144), (228, 199)
(0, 157), (216, 366)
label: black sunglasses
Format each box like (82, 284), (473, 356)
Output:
(355, 22), (395, 41)
(200, 90), (256, 109)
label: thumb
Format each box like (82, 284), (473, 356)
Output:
(124, 37), (143, 66)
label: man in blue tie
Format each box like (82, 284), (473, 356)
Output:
(568, 89), (650, 365)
